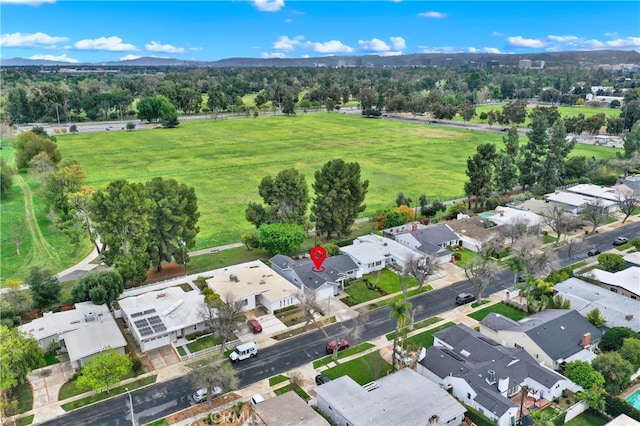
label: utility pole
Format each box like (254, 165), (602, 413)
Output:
(125, 387), (136, 426)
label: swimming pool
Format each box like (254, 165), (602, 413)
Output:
(480, 213), (494, 219)
(626, 389), (640, 410)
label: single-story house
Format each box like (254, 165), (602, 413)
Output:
(479, 309), (602, 370)
(269, 254), (360, 300)
(315, 368), (466, 426)
(565, 183), (630, 203)
(442, 215), (500, 252)
(252, 391), (329, 426)
(18, 302), (126, 369)
(206, 260), (300, 313)
(118, 286), (206, 352)
(339, 233), (423, 274)
(587, 264), (640, 299)
(506, 198), (549, 215)
(385, 223), (458, 264)
(481, 206), (544, 230)
(624, 174), (640, 192)
(553, 278), (640, 331)
(543, 191), (618, 214)
(418, 324), (576, 426)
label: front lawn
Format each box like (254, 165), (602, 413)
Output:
(385, 316), (443, 341)
(344, 281), (383, 305)
(543, 234), (558, 244)
(468, 302), (528, 322)
(186, 335), (222, 353)
(406, 322), (455, 348)
(313, 342), (375, 369)
(59, 367), (144, 400)
(322, 351), (391, 385)
(455, 248), (480, 268)
(273, 383), (310, 401)
(372, 269), (419, 293)
(269, 375), (288, 386)
(44, 352), (61, 366)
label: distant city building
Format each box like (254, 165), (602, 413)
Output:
(519, 59), (532, 69)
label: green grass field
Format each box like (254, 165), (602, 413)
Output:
(54, 113), (616, 250)
(467, 104), (621, 127)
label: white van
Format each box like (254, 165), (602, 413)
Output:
(229, 341), (257, 363)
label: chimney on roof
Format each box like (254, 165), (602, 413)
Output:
(412, 222), (418, 231)
(626, 314), (634, 321)
(486, 369), (496, 385)
(582, 332), (592, 348)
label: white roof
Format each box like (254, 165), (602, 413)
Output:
(64, 317), (127, 362)
(554, 278), (640, 331)
(206, 260), (300, 303)
(564, 348), (597, 364)
(18, 302), (111, 342)
(118, 286), (205, 340)
(340, 233), (421, 264)
(624, 252), (640, 266)
(544, 191), (616, 208)
(565, 184), (627, 202)
(589, 267), (640, 297)
(485, 206), (544, 227)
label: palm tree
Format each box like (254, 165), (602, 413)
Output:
(389, 297), (412, 372)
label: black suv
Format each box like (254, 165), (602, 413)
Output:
(455, 293), (475, 305)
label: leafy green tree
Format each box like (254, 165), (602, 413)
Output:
(6, 86), (32, 124)
(0, 162), (13, 195)
(395, 192), (412, 207)
(597, 253), (626, 272)
(592, 352), (635, 394)
(25, 267), (61, 310)
(15, 130), (61, 169)
(464, 143), (497, 209)
(321, 243), (340, 257)
(0, 325), (45, 391)
(89, 180), (152, 283)
(519, 113), (549, 189)
(502, 100), (527, 124)
(619, 338), (640, 369)
(40, 162), (85, 217)
(494, 127), (520, 194)
(241, 231), (259, 250)
(564, 360), (605, 390)
(600, 327), (639, 352)
(538, 119), (574, 191)
(245, 168), (309, 228)
(579, 385), (606, 413)
(71, 270), (124, 305)
(136, 95), (178, 127)
(146, 177), (200, 272)
(76, 348), (132, 394)
(585, 308), (607, 329)
(311, 159), (369, 239)
(372, 207), (405, 230)
(258, 223), (306, 255)
(620, 98), (640, 131)
(623, 126), (640, 159)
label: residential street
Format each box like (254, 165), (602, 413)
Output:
(37, 221), (640, 426)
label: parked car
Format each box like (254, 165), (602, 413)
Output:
(326, 339), (349, 354)
(455, 292), (475, 305)
(315, 374), (332, 385)
(192, 386), (222, 403)
(247, 319), (262, 333)
(587, 248), (601, 256)
(613, 237), (629, 246)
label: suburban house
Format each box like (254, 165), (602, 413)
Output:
(623, 174), (640, 192)
(315, 368), (466, 426)
(506, 198), (549, 215)
(383, 222), (458, 264)
(553, 278), (640, 331)
(269, 254), (360, 300)
(479, 309), (603, 370)
(442, 215), (500, 252)
(480, 206), (544, 230)
(586, 252), (640, 299)
(418, 324), (575, 426)
(251, 391), (329, 426)
(339, 233), (422, 274)
(18, 301), (126, 369)
(544, 183), (631, 215)
(118, 286), (206, 353)
(206, 260), (300, 313)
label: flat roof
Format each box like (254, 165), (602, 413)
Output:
(206, 260), (300, 303)
(64, 317), (127, 362)
(590, 266), (640, 296)
(340, 233), (420, 264)
(252, 391), (328, 426)
(19, 302), (111, 341)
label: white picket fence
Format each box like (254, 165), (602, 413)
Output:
(176, 338), (241, 361)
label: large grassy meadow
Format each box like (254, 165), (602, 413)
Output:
(55, 113), (616, 249)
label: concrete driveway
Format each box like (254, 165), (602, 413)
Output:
(27, 361), (74, 409)
(144, 345), (181, 370)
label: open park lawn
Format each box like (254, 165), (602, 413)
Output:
(55, 113), (614, 249)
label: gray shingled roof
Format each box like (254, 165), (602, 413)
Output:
(480, 313), (520, 331)
(269, 254), (358, 291)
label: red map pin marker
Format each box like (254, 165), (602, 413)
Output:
(310, 246), (327, 272)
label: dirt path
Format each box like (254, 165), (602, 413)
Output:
(15, 174), (58, 264)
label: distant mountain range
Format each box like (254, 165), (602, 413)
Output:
(2, 49), (639, 68)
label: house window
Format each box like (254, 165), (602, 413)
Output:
(535, 353), (539, 359)
(375, 261), (382, 266)
(193, 324), (197, 330)
(514, 343), (523, 349)
(467, 392), (471, 400)
(610, 288), (618, 293)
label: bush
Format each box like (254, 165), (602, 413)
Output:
(604, 393), (640, 421)
(597, 253), (626, 272)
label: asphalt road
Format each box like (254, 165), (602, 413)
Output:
(40, 222), (640, 426)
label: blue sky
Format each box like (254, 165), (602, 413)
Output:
(1, 1), (639, 63)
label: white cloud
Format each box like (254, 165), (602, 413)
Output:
(29, 53), (77, 63)
(420, 46), (459, 53)
(272, 35), (302, 51)
(120, 54), (141, 61)
(547, 35), (579, 43)
(468, 47), (478, 53)
(306, 40), (354, 54)
(606, 37), (640, 49)
(146, 41), (185, 53)
(483, 47), (502, 54)
(507, 36), (545, 48)
(418, 11), (446, 18)
(260, 51), (287, 58)
(378, 51), (402, 56)
(492, 31), (504, 37)
(390, 36), (406, 50)
(358, 38), (390, 52)
(0, 31), (68, 47)
(74, 36), (136, 51)
(252, 0), (284, 12)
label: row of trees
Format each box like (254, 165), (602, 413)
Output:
(244, 159), (368, 255)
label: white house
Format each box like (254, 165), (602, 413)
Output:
(386, 223), (458, 264)
(118, 286), (206, 352)
(315, 368), (466, 426)
(543, 191), (618, 214)
(339, 233), (423, 274)
(483, 206), (544, 229)
(587, 264), (640, 300)
(18, 302), (126, 369)
(206, 260), (300, 313)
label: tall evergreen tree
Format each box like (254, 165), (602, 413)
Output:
(519, 113), (549, 189)
(494, 127), (520, 194)
(311, 159), (368, 239)
(539, 119), (574, 191)
(464, 143), (497, 209)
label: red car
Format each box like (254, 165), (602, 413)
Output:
(247, 319), (262, 334)
(326, 339), (349, 354)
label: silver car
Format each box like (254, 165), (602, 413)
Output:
(192, 386), (222, 403)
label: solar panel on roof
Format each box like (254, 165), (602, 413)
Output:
(147, 316), (163, 325)
(138, 327), (153, 337)
(131, 312), (144, 318)
(134, 319), (149, 328)
(143, 308), (156, 315)
(151, 324), (167, 333)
